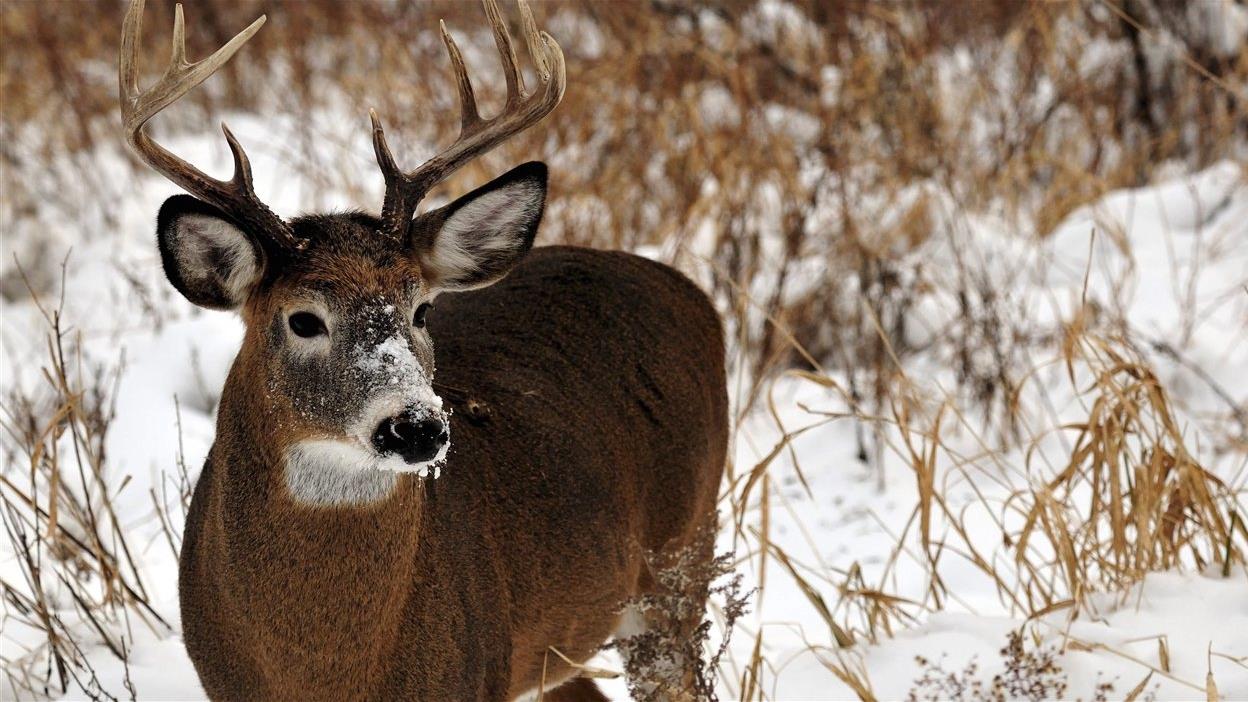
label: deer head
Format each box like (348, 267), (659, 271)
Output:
(120, 0), (564, 505)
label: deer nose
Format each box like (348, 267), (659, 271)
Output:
(372, 413), (448, 464)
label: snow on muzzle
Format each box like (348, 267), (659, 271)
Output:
(352, 334), (450, 474)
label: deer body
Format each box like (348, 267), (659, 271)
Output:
(120, 1), (727, 697)
(180, 245), (726, 700)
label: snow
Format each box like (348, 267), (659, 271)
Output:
(755, 570), (1247, 700)
(648, 160), (1246, 701)
(1186, 0), (1248, 59)
(349, 328), (450, 476)
(2, 119), (1245, 702)
(353, 334), (424, 391)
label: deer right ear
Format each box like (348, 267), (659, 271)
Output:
(157, 195), (263, 310)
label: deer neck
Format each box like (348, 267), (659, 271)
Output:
(198, 370), (425, 687)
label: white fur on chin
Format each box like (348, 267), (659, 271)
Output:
(283, 438), (444, 507)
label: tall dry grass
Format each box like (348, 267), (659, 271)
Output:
(3, 0), (1246, 379)
(0, 265), (168, 700)
(724, 288), (1246, 698)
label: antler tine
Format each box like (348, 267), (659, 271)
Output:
(517, 0), (550, 82)
(118, 0), (146, 103)
(118, 0), (303, 251)
(372, 0), (566, 239)
(439, 21), (482, 134)
(370, 109), (415, 231)
(482, 0), (524, 104)
(221, 123), (258, 193)
(169, 4), (187, 69)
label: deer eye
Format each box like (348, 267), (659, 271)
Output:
(413, 303), (432, 329)
(288, 312), (327, 338)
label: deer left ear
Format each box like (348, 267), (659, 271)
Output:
(413, 161), (547, 291)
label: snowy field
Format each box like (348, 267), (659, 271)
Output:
(697, 161), (1248, 701)
(1, 2), (1247, 697)
(1, 85), (1245, 701)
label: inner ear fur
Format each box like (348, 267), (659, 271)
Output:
(157, 194), (265, 310)
(409, 161), (548, 291)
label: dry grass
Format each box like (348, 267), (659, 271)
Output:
(1, 0), (1246, 699)
(1015, 330), (1242, 597)
(3, 0), (1246, 375)
(721, 270), (1246, 697)
(0, 264), (167, 700)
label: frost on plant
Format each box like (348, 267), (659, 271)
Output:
(607, 526), (751, 702)
(906, 630), (1141, 702)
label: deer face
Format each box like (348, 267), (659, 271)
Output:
(155, 162), (547, 504)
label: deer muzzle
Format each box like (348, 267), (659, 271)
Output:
(373, 409), (449, 464)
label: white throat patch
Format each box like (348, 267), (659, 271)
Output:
(283, 439), (444, 507)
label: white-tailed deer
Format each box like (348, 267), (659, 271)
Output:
(119, 0), (727, 699)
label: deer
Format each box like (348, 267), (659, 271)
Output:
(118, 0), (728, 699)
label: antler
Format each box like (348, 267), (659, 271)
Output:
(119, 0), (303, 251)
(370, 0), (566, 239)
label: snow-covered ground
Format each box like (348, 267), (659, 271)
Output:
(689, 161), (1248, 701)
(1, 101), (1245, 701)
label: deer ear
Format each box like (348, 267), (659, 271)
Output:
(157, 195), (263, 310)
(414, 161), (547, 291)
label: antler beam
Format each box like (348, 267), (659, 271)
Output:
(119, 0), (303, 251)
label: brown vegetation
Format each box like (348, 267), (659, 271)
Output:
(3, 0), (1245, 377)
(1, 0), (1245, 699)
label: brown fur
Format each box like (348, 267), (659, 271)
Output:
(178, 220), (728, 701)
